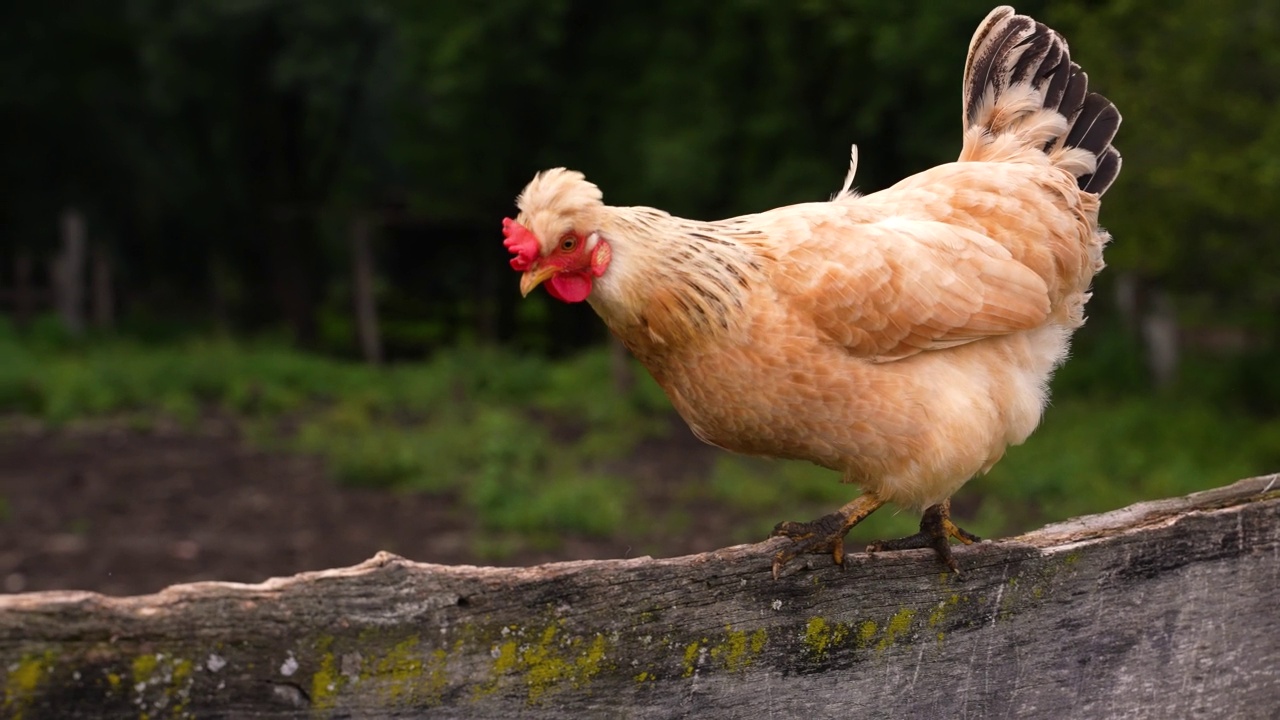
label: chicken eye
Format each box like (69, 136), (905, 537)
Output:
(560, 235), (577, 252)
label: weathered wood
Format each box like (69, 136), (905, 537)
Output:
(53, 208), (87, 337)
(349, 214), (382, 366)
(2, 475), (1278, 719)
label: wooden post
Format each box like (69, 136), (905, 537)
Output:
(53, 208), (87, 337)
(1142, 289), (1179, 389)
(1114, 274), (1180, 389)
(1, 475), (1277, 718)
(91, 245), (114, 331)
(350, 214), (382, 365)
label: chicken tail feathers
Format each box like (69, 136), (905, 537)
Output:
(960, 6), (1122, 196)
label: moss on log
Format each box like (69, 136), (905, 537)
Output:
(2, 475), (1278, 719)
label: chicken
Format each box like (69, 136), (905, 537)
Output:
(503, 6), (1120, 578)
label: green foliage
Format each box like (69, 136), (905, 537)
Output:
(294, 403), (449, 490)
(980, 396), (1280, 530)
(1047, 317), (1153, 400)
(0, 335), (657, 551)
(6, 0), (1277, 349)
(291, 400), (633, 541)
(1047, 0), (1280, 317)
(464, 407), (629, 539)
(403, 0), (1030, 218)
(2, 330), (1278, 559)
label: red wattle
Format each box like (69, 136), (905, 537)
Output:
(547, 273), (593, 303)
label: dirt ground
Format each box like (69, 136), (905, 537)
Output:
(0, 419), (748, 597)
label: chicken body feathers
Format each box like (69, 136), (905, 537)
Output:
(581, 162), (1094, 508)
(510, 6), (1120, 511)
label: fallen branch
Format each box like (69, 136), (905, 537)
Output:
(2, 475), (1278, 719)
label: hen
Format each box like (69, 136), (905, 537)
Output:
(503, 6), (1121, 577)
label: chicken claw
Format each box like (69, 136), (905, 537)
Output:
(770, 493), (885, 579)
(866, 499), (980, 573)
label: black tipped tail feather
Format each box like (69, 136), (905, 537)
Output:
(962, 6), (1121, 196)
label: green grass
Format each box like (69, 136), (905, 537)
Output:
(2, 320), (1277, 558)
(0, 329), (668, 552)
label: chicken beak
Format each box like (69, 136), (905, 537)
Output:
(520, 264), (557, 297)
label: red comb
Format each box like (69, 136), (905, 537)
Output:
(502, 218), (540, 271)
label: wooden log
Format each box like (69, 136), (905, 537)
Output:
(1, 475), (1277, 719)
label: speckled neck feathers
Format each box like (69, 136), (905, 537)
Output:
(588, 208), (766, 349)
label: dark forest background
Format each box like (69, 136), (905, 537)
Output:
(6, 0), (1279, 356)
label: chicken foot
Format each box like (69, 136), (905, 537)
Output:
(770, 493), (885, 579)
(865, 498), (980, 573)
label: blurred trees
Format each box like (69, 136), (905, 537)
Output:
(1, 0), (1277, 361)
(1048, 0), (1280, 336)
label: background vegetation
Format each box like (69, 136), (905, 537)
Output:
(2, 0), (1278, 559)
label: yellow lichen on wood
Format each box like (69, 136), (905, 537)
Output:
(681, 641), (701, 678)
(480, 621), (614, 704)
(423, 646), (452, 705)
(127, 652), (196, 720)
(803, 617), (849, 659)
(3, 651), (55, 720)
(309, 637), (341, 712)
(310, 631), (467, 711)
(705, 626), (769, 673)
(928, 594), (962, 631)
(374, 636), (424, 705)
(876, 608), (916, 652)
(856, 620), (878, 648)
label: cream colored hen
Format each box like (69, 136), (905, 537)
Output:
(503, 6), (1121, 576)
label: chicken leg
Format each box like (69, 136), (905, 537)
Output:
(770, 493), (885, 579)
(771, 496), (980, 578)
(865, 498), (980, 573)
